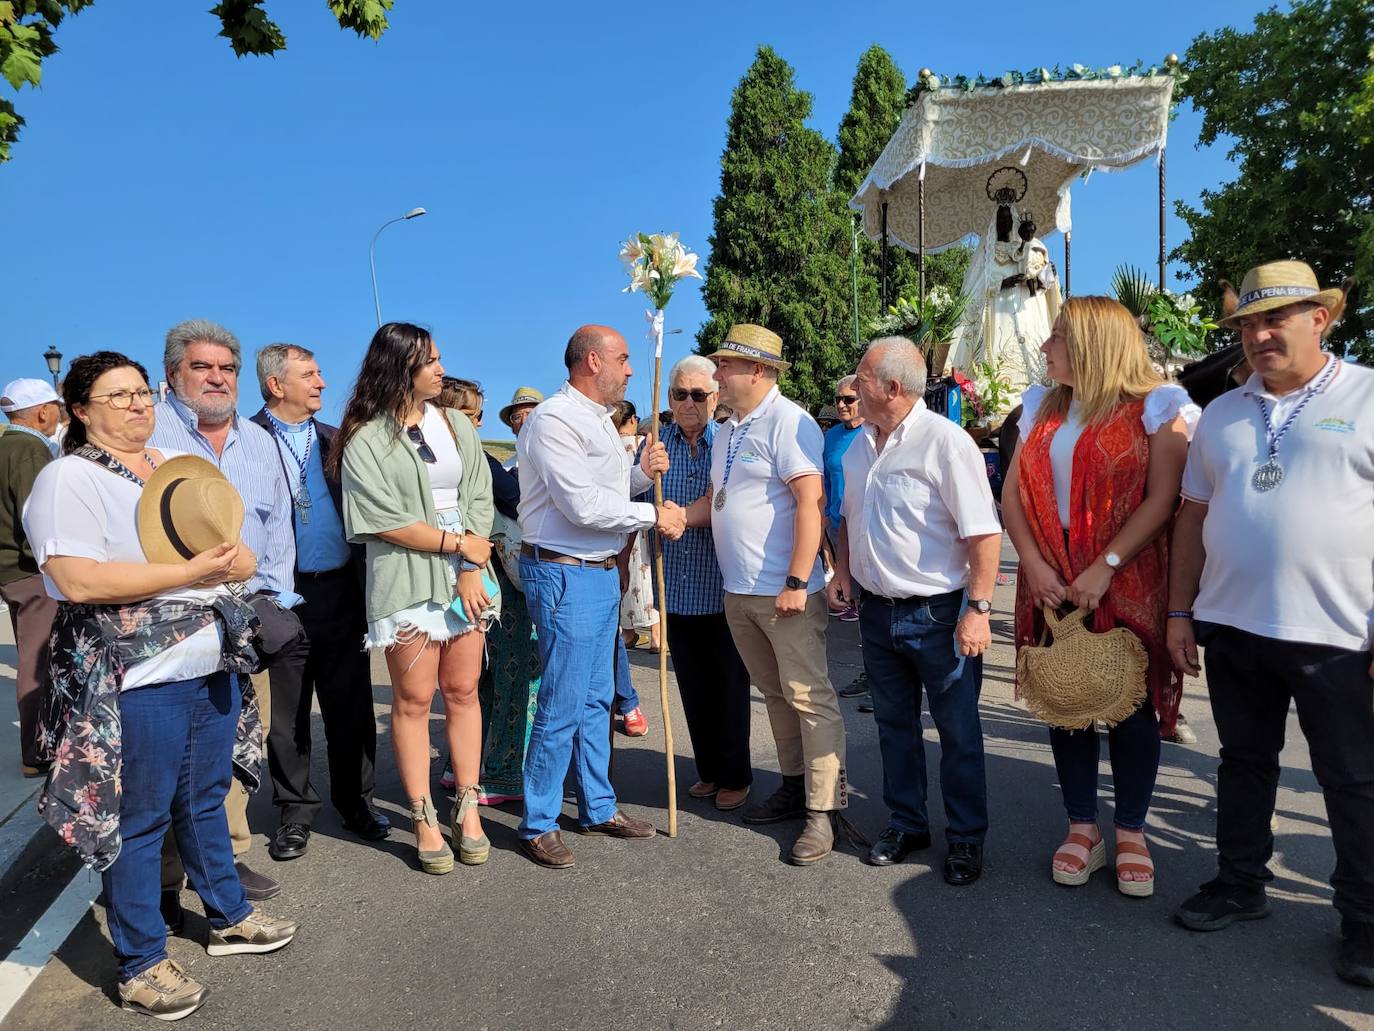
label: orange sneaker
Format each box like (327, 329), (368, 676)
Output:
(621, 707), (649, 737)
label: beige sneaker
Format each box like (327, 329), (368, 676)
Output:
(205, 909), (298, 956)
(118, 958), (208, 1021)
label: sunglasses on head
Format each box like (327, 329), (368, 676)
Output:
(406, 424), (437, 464)
(670, 388), (712, 403)
(835, 394), (859, 405)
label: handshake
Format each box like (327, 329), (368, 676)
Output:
(654, 500), (687, 540)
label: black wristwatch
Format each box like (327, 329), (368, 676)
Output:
(967, 598), (992, 615)
(784, 575), (808, 590)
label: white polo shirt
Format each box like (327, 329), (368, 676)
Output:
(1181, 357), (1374, 651)
(841, 400), (1002, 599)
(709, 386), (825, 596)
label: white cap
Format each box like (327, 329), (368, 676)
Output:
(0, 378), (60, 413)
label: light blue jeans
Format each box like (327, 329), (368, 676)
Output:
(518, 556), (620, 837)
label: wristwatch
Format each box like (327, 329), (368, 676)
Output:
(1104, 551), (1122, 570)
(784, 575), (808, 590)
(967, 598), (992, 615)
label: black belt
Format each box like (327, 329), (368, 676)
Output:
(296, 564), (351, 581)
(520, 543), (617, 570)
(861, 586), (963, 607)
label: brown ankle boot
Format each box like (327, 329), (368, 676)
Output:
(789, 810), (836, 866)
(741, 775), (806, 825)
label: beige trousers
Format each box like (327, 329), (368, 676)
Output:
(162, 670), (270, 889)
(723, 591), (847, 811)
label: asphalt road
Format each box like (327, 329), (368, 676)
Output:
(5, 556), (1373, 1030)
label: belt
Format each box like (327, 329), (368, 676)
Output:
(861, 586), (963, 607)
(296, 564), (352, 581)
(520, 543), (617, 570)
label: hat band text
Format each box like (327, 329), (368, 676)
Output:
(721, 341), (782, 362)
(1239, 285), (1318, 307)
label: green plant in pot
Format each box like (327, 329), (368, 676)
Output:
(869, 286), (972, 376)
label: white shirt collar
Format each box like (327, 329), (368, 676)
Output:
(560, 381), (615, 417)
(729, 385), (780, 426)
(1241, 354), (1338, 400)
(864, 397), (926, 449)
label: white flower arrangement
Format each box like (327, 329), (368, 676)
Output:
(619, 231), (702, 311)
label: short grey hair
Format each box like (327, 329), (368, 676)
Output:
(669, 354), (716, 386)
(866, 336), (928, 396)
(165, 319), (242, 375)
(255, 343), (316, 402)
(835, 374), (858, 392)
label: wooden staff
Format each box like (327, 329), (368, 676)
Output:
(648, 309), (678, 837)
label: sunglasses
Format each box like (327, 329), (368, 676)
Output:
(670, 388), (713, 403)
(406, 424), (437, 464)
(835, 394), (859, 405)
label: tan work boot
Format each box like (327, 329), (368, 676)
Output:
(118, 958), (209, 1021)
(206, 908), (298, 956)
(789, 810), (836, 866)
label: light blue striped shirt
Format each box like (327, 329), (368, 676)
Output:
(149, 394), (299, 605)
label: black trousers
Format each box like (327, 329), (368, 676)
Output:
(267, 567), (378, 825)
(1199, 621), (1374, 922)
(665, 612), (752, 790)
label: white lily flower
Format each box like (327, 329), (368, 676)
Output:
(671, 250), (701, 279)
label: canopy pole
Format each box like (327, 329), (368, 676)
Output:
(917, 178), (926, 301)
(1064, 231), (1071, 299)
(880, 201), (890, 311)
(1158, 149), (1167, 291)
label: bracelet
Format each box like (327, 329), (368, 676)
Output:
(1166, 610), (1193, 620)
(439, 530), (448, 554)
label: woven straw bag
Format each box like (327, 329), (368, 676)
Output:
(1016, 606), (1149, 730)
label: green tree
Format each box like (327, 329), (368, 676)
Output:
(697, 45), (857, 411)
(834, 44), (971, 339)
(0, 0), (393, 163)
(1174, 0), (1372, 357)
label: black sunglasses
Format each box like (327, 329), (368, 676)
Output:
(406, 424), (437, 464)
(670, 388), (712, 403)
(835, 394), (859, 405)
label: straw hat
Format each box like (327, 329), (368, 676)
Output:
(137, 455), (246, 565)
(1218, 260), (1347, 329)
(708, 324), (791, 371)
(499, 386), (544, 429)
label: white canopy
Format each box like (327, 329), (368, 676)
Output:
(850, 75), (1177, 253)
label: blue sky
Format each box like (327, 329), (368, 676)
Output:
(2, 0), (1268, 431)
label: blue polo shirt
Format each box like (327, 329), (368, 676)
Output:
(822, 422), (864, 532)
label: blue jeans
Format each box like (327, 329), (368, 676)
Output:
(103, 671), (252, 982)
(614, 634), (641, 715)
(859, 589), (988, 844)
(1049, 701), (1160, 831)
(519, 556), (621, 837)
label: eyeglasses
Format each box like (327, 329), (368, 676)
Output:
(465, 409), (484, 422)
(406, 424), (437, 464)
(88, 387), (155, 409)
(670, 388), (713, 403)
(834, 394), (859, 405)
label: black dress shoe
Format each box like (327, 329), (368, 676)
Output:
(235, 861), (281, 901)
(268, 823), (311, 861)
(340, 807), (391, 841)
(161, 890), (184, 935)
(866, 827), (933, 866)
(943, 842), (983, 886)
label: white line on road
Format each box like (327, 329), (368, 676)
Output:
(0, 867), (99, 1023)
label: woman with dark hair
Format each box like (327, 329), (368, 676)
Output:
(333, 323), (498, 874)
(25, 351), (296, 1020)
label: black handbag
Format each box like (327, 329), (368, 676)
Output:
(247, 591), (306, 670)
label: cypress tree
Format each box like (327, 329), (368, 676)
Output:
(697, 46), (857, 412)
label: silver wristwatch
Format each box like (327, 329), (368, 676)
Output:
(967, 598), (992, 615)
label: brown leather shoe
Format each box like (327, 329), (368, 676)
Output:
(741, 775), (806, 824)
(580, 811), (656, 838)
(790, 810), (836, 866)
(688, 780), (718, 798)
(520, 830), (575, 869)
(715, 786), (751, 811)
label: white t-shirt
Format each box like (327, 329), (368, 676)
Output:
(1181, 358), (1374, 651)
(22, 450), (227, 691)
(413, 403), (463, 512)
(1020, 383), (1201, 528)
(709, 387), (825, 596)
(842, 400), (1002, 598)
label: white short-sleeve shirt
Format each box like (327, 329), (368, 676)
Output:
(842, 400), (1003, 598)
(709, 387), (825, 596)
(1181, 358), (1374, 650)
(22, 450), (227, 690)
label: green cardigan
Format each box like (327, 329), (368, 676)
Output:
(341, 405), (498, 622)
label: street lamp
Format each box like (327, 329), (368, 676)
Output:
(43, 345), (62, 390)
(369, 207), (427, 327)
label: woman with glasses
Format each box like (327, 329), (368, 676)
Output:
(823, 376), (865, 624)
(331, 324), (499, 874)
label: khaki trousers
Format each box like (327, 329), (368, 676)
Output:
(724, 591), (847, 810)
(162, 670), (270, 889)
(0, 573), (59, 769)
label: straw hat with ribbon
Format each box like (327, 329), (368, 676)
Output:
(499, 386), (544, 429)
(1218, 260), (1349, 330)
(708, 324), (791, 371)
(137, 455), (246, 565)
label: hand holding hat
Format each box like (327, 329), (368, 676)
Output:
(137, 455), (257, 585)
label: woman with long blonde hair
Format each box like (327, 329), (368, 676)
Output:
(1003, 296), (1199, 898)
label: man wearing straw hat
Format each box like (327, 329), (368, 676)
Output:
(696, 324), (849, 866)
(1166, 260), (1374, 987)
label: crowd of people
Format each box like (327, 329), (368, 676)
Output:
(0, 258), (1370, 1020)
